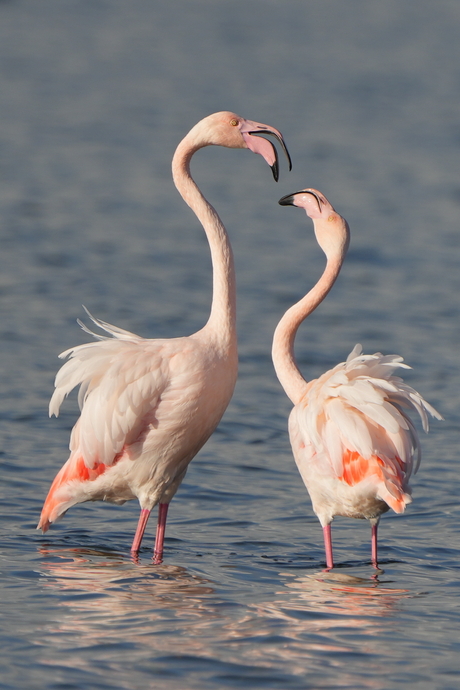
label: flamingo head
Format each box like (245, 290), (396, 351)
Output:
(279, 187), (350, 258)
(278, 188), (333, 218)
(192, 111), (292, 181)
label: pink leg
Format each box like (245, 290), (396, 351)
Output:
(323, 524), (334, 569)
(153, 503), (169, 565)
(131, 508), (151, 553)
(371, 522), (379, 568)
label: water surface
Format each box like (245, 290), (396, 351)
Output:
(0, 2), (459, 688)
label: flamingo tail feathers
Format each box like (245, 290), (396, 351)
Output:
(37, 455), (108, 532)
(340, 449), (411, 514)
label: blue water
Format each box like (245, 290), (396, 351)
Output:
(1, 1), (459, 688)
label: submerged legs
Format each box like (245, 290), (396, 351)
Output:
(153, 503), (169, 564)
(322, 519), (381, 570)
(131, 508), (151, 554)
(371, 519), (379, 568)
(322, 524), (334, 569)
(130, 503), (169, 563)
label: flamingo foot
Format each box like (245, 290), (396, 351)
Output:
(323, 524), (334, 569)
(153, 503), (169, 565)
(131, 508), (151, 554)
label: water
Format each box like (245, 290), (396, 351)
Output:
(1, 1), (459, 688)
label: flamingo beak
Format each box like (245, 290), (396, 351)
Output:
(278, 190), (323, 212)
(278, 192), (297, 206)
(240, 121), (292, 181)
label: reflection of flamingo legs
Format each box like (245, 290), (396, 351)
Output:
(273, 188), (442, 569)
(38, 112), (291, 562)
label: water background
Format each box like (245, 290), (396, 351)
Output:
(1, 1), (459, 688)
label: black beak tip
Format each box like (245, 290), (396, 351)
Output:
(278, 194), (294, 206)
(249, 129), (291, 179)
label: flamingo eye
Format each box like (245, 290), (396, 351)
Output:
(230, 118), (238, 126)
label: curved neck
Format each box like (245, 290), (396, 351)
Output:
(172, 138), (236, 345)
(272, 252), (343, 405)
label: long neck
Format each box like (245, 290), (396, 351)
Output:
(272, 252), (343, 405)
(172, 138), (236, 346)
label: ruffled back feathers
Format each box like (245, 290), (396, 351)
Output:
(295, 345), (442, 509)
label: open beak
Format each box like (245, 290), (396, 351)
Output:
(240, 120), (292, 181)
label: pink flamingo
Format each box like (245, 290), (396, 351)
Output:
(272, 188), (442, 569)
(38, 111), (291, 563)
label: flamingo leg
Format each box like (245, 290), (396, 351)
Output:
(323, 524), (334, 569)
(131, 508), (151, 553)
(371, 521), (379, 568)
(153, 503), (169, 565)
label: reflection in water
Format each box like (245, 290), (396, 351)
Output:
(268, 569), (411, 624)
(35, 548), (416, 685)
(36, 547), (223, 681)
(38, 547), (218, 629)
(229, 571), (414, 684)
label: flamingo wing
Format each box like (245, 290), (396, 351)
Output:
(49, 312), (173, 469)
(295, 345), (442, 507)
(39, 315), (203, 530)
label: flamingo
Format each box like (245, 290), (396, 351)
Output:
(272, 188), (442, 569)
(38, 111), (291, 563)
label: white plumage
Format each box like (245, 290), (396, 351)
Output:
(297, 344), (438, 480)
(38, 111), (291, 562)
(273, 188), (442, 568)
